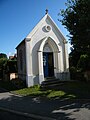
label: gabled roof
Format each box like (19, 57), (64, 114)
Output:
(16, 13), (66, 49)
(26, 13), (66, 43)
(16, 38), (25, 49)
(47, 14), (66, 42)
(26, 14), (47, 38)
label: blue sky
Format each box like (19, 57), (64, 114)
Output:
(0, 0), (70, 56)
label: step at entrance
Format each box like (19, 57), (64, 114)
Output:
(41, 77), (65, 89)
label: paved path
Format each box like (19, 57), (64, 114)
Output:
(0, 90), (90, 120)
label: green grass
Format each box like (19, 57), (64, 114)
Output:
(13, 86), (77, 99)
(47, 90), (66, 98)
(13, 85), (52, 97)
(0, 80), (90, 99)
(13, 81), (90, 99)
(13, 85), (43, 96)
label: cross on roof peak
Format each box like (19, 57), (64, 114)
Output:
(45, 9), (48, 14)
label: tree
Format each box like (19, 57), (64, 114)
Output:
(58, 0), (90, 71)
(0, 56), (8, 79)
(5, 60), (17, 73)
(77, 54), (90, 71)
(0, 53), (17, 79)
(0, 53), (7, 59)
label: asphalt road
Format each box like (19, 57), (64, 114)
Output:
(0, 88), (90, 120)
(0, 110), (36, 120)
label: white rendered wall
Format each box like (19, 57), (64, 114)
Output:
(26, 19), (65, 79)
(25, 39), (34, 87)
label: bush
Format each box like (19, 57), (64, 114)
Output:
(11, 78), (26, 89)
(77, 54), (90, 72)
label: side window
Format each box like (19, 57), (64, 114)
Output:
(19, 50), (23, 71)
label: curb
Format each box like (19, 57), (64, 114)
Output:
(0, 107), (56, 120)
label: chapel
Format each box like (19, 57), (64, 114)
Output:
(16, 11), (70, 87)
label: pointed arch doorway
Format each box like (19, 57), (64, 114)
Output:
(38, 37), (60, 84)
(43, 52), (54, 77)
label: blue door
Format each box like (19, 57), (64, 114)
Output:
(43, 52), (54, 77)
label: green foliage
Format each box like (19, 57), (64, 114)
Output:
(59, 0), (90, 71)
(0, 58), (7, 67)
(77, 54), (90, 71)
(70, 66), (77, 73)
(0, 53), (17, 79)
(5, 60), (17, 73)
(0, 53), (7, 59)
(0, 58), (8, 78)
(0, 53), (8, 70)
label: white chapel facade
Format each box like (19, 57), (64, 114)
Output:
(16, 12), (70, 87)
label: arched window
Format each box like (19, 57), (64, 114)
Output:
(19, 50), (23, 71)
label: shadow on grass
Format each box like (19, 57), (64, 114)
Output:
(1, 80), (90, 100)
(41, 81), (90, 99)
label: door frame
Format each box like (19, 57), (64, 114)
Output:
(38, 37), (60, 84)
(43, 52), (54, 77)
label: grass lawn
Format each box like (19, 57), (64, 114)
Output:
(12, 85), (66, 98)
(12, 81), (90, 99)
(0, 80), (90, 99)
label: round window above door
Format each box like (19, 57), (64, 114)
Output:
(45, 25), (52, 32)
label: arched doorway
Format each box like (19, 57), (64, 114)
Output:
(38, 37), (60, 83)
(43, 43), (54, 77)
